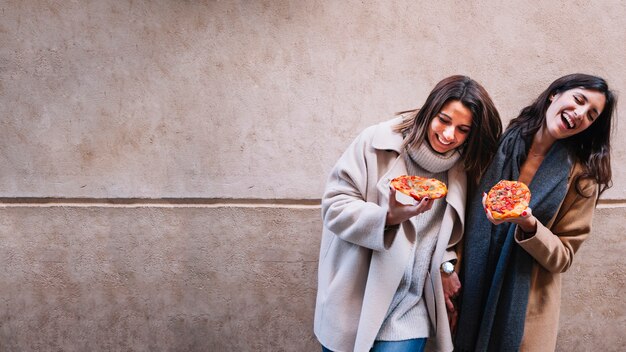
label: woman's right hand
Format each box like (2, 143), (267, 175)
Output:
(482, 192), (538, 234)
(385, 186), (434, 226)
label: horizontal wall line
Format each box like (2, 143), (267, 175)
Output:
(0, 197), (322, 209)
(0, 197), (625, 209)
(596, 199), (626, 208)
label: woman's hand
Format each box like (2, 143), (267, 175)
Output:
(482, 193), (538, 233)
(442, 271), (461, 333)
(385, 186), (434, 226)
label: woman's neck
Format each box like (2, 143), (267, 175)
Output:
(530, 125), (556, 156)
(519, 125), (556, 185)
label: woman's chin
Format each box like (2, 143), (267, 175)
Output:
(431, 141), (454, 154)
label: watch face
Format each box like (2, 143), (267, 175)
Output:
(442, 262), (454, 274)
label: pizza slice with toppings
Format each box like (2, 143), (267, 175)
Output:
(390, 175), (448, 201)
(485, 180), (531, 220)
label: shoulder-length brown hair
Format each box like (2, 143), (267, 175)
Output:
(394, 75), (502, 185)
(507, 73), (617, 196)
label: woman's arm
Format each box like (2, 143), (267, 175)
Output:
(515, 180), (598, 273)
(322, 126), (433, 251)
(321, 128), (391, 251)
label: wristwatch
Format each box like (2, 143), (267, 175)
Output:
(440, 261), (455, 275)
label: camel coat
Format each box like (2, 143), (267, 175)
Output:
(314, 117), (466, 352)
(515, 163), (598, 351)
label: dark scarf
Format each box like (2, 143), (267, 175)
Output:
(454, 126), (571, 352)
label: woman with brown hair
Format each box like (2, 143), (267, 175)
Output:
(314, 75), (502, 352)
(455, 73), (617, 352)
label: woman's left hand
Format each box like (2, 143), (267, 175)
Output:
(481, 193), (538, 233)
(441, 271), (461, 333)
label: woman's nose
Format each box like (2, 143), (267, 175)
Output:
(574, 106), (588, 121)
(443, 126), (455, 140)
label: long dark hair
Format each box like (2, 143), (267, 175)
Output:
(394, 75), (502, 185)
(508, 73), (617, 196)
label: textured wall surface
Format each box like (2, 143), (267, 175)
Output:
(3, 0), (626, 199)
(0, 206), (622, 351)
(0, 206), (320, 351)
(1, 0), (625, 351)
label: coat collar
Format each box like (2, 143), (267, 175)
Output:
(371, 116), (406, 153)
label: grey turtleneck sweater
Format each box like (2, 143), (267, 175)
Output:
(376, 140), (460, 341)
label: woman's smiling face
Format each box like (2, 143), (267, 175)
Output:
(427, 100), (473, 154)
(544, 88), (606, 140)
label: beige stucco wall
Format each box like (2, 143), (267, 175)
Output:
(1, 1), (624, 351)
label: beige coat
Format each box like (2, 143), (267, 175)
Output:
(314, 117), (466, 352)
(515, 163), (598, 351)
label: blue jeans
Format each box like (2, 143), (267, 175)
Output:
(322, 338), (427, 352)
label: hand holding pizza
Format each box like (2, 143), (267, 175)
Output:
(385, 175), (448, 226)
(385, 186), (434, 226)
(482, 180), (538, 234)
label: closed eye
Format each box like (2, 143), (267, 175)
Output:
(574, 95), (584, 105)
(588, 111), (598, 122)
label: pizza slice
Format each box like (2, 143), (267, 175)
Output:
(390, 175), (448, 201)
(485, 180), (531, 220)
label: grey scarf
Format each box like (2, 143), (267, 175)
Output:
(404, 139), (460, 174)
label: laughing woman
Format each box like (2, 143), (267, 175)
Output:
(314, 76), (502, 352)
(455, 74), (617, 352)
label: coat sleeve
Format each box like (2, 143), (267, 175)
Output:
(321, 127), (391, 251)
(515, 178), (598, 273)
(443, 222), (461, 264)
